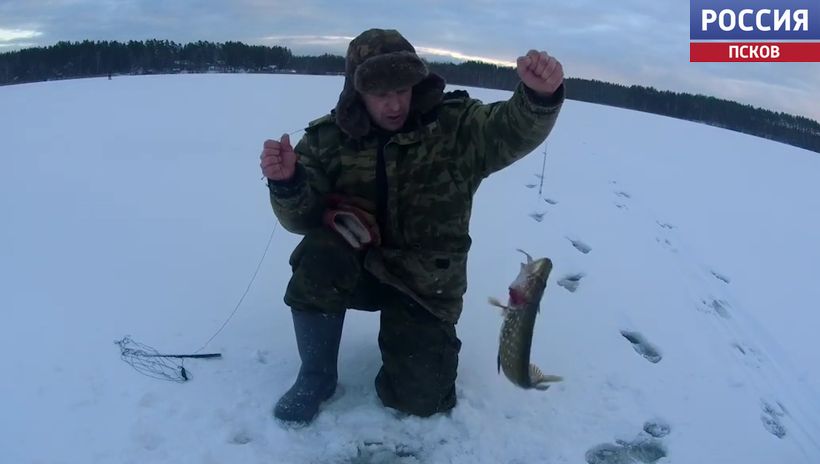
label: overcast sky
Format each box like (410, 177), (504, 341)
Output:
(2, 0), (819, 123)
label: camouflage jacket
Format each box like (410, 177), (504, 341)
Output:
(269, 82), (564, 323)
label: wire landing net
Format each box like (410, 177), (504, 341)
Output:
(114, 336), (222, 383)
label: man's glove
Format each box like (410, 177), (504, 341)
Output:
(322, 194), (381, 250)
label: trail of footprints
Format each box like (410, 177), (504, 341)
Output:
(529, 179), (788, 446)
(532, 184), (672, 459)
(537, 184), (666, 367)
(647, 191), (788, 440)
(651, 193), (790, 439)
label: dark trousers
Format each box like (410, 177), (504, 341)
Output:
(283, 228), (461, 417)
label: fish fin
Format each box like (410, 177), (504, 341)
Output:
(488, 297), (509, 311)
(529, 364), (563, 391)
(516, 248), (534, 264)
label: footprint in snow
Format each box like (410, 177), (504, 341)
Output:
(529, 211), (546, 222)
(655, 236), (678, 253)
(586, 421), (669, 464)
(732, 342), (747, 356)
(612, 190), (632, 210)
(697, 298), (731, 319)
(585, 444), (631, 464)
(229, 429), (252, 445)
(731, 341), (768, 371)
(643, 420), (671, 438)
(557, 273), (584, 292)
(351, 441), (420, 464)
(761, 400), (787, 439)
(711, 270), (731, 284)
(567, 237), (592, 254)
(621, 331), (662, 364)
(709, 299), (731, 319)
(626, 438), (667, 463)
(254, 349), (270, 364)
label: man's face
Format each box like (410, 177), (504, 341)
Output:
(360, 87), (413, 132)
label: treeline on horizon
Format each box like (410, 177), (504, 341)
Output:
(1, 39), (818, 153)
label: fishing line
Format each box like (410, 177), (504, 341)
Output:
(259, 127), (305, 181)
(194, 222), (278, 355)
(116, 208), (280, 382)
(538, 143), (548, 198)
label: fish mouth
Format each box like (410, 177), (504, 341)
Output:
(511, 260), (552, 302)
(505, 252), (552, 308)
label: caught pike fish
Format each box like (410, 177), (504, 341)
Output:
(489, 249), (563, 390)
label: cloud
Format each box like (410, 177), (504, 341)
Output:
(0, 28), (43, 42)
(0, 0), (817, 122)
(260, 35), (354, 47)
(415, 46), (516, 67)
(256, 36), (516, 67)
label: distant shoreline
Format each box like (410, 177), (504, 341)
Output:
(2, 39), (818, 153)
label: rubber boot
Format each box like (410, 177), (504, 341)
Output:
(274, 308), (345, 424)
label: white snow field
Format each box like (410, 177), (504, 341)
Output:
(1, 73), (819, 463)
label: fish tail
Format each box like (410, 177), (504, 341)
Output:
(529, 364), (563, 391)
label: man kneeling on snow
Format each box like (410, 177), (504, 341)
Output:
(259, 28), (564, 424)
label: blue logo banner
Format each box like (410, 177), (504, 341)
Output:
(690, 0), (820, 40)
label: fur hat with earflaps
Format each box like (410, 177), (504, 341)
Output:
(335, 28), (446, 138)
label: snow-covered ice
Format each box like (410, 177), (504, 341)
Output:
(1, 73), (819, 463)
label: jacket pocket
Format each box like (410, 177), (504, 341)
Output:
(379, 248), (468, 301)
